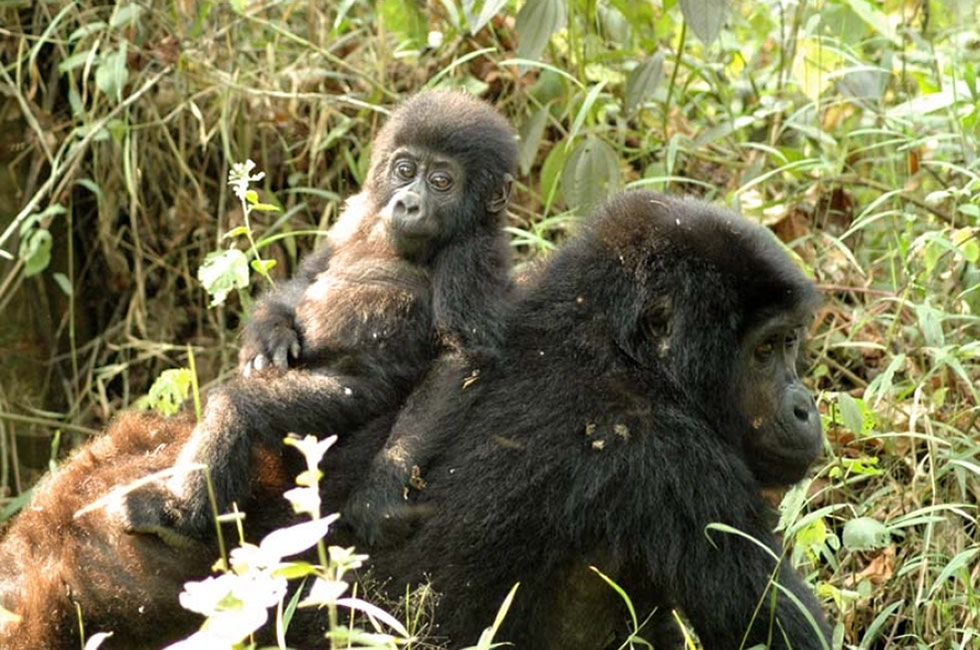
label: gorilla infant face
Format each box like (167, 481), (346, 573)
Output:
(379, 146), (466, 258)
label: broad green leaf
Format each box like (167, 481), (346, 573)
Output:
(837, 393), (864, 436)
(516, 0), (567, 62)
(839, 0), (899, 45)
(198, 248), (250, 307)
(561, 137), (622, 215)
(146, 368), (193, 417)
(518, 105), (550, 176)
(678, 0), (727, 46)
(792, 38), (844, 101)
(794, 517), (828, 556)
(379, 0), (427, 46)
(464, 0), (508, 35)
(95, 44), (128, 103)
(625, 53), (664, 114)
(20, 229), (52, 277)
(842, 517), (890, 551)
(598, 6), (631, 46)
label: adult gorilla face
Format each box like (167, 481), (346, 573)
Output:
(738, 308), (824, 485)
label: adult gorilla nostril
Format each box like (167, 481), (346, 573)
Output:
(793, 404), (810, 422)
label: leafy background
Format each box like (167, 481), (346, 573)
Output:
(0, 0), (978, 647)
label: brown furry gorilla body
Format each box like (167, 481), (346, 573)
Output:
(0, 89), (517, 648)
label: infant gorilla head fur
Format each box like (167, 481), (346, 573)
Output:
(361, 190), (830, 650)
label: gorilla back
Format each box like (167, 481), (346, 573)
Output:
(366, 190), (831, 649)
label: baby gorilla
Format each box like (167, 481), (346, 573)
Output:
(123, 89), (517, 540)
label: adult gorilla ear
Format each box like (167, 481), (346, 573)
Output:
(487, 173), (514, 214)
(615, 292), (674, 367)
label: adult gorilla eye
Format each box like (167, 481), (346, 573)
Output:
(428, 172), (453, 192)
(754, 339), (776, 362)
(394, 159), (416, 180)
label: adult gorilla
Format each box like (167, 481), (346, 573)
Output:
(344, 190), (831, 649)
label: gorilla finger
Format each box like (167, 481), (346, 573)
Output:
(253, 354), (269, 371)
(290, 340), (301, 360)
(271, 347), (289, 369)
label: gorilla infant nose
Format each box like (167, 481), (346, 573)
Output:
(393, 191), (421, 218)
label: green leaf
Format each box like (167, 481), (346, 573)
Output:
(197, 248), (250, 307)
(539, 139), (569, 210)
(109, 3), (144, 28)
(68, 22), (107, 41)
(516, 0), (567, 62)
(95, 44), (128, 103)
(518, 105), (550, 176)
(678, 0), (727, 46)
(463, 0), (508, 34)
(379, 0), (427, 46)
(915, 303), (945, 347)
(250, 258), (277, 274)
(146, 368), (194, 417)
(222, 226), (251, 239)
(625, 53), (665, 114)
(567, 82), (606, 145)
(20, 229), (52, 277)
(53, 272), (73, 296)
(250, 202), (280, 212)
(561, 137), (622, 215)
(839, 0), (899, 45)
(229, 0), (249, 14)
(837, 393), (866, 436)
(58, 51), (93, 75)
(794, 517), (828, 554)
(842, 517), (890, 551)
(864, 353), (905, 407)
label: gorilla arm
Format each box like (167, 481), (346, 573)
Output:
(238, 194), (375, 375)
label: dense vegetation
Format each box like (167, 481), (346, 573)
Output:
(0, 0), (977, 647)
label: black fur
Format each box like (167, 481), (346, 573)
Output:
(330, 190), (831, 649)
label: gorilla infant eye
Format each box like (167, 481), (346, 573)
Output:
(428, 171), (453, 192)
(394, 158), (417, 181)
